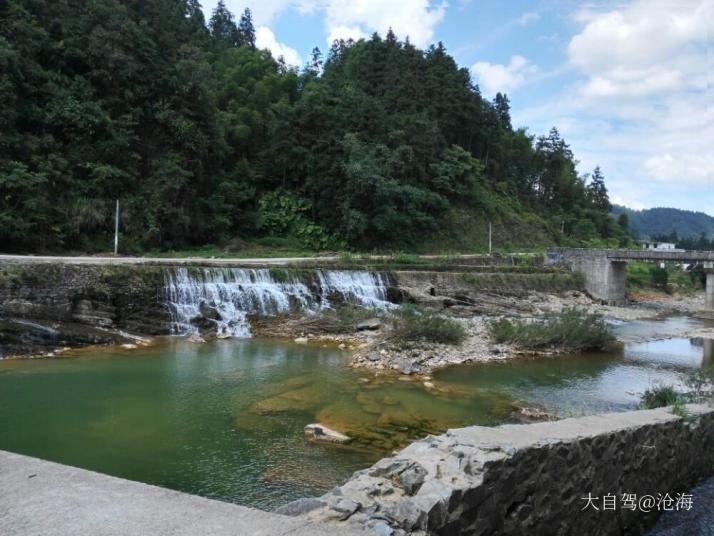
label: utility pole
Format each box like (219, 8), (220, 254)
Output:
(114, 200), (119, 256)
(488, 222), (492, 255)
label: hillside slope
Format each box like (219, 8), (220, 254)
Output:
(612, 206), (714, 239)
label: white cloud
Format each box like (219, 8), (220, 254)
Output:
(644, 152), (714, 186)
(203, 0), (448, 51)
(255, 26), (302, 66)
(326, 25), (368, 45)
(321, 0), (447, 48)
(568, 0), (710, 98)
(470, 55), (537, 96)
(511, 0), (714, 212)
(517, 12), (539, 26)
(202, 0), (301, 26)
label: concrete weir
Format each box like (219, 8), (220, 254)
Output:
(0, 450), (362, 536)
(546, 248), (714, 306)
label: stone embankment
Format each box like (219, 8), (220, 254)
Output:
(0, 263), (168, 357)
(283, 404), (714, 536)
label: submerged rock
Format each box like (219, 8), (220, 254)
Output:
(251, 386), (323, 414)
(304, 423), (351, 444)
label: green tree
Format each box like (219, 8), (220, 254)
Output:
(238, 8), (256, 48)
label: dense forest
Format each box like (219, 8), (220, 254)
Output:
(611, 206), (714, 244)
(0, 0), (629, 253)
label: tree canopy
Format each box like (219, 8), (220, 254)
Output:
(0, 0), (628, 252)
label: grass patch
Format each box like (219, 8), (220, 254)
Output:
(640, 385), (681, 409)
(388, 305), (466, 346)
(489, 307), (614, 352)
(388, 252), (429, 265)
(639, 385), (693, 421)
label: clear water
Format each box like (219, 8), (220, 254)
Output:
(0, 316), (712, 510)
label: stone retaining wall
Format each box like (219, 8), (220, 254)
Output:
(393, 271), (583, 307)
(286, 405), (714, 535)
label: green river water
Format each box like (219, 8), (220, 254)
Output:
(0, 315), (712, 510)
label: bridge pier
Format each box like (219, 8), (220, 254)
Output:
(706, 271), (714, 310)
(559, 253), (627, 305)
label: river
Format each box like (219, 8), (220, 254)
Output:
(0, 315), (712, 510)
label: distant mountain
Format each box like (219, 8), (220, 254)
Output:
(611, 206), (714, 239)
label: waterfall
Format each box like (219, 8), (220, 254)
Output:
(164, 268), (393, 338)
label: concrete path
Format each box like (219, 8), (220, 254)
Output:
(0, 253), (487, 267)
(0, 450), (360, 536)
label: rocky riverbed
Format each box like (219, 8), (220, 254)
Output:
(252, 289), (708, 375)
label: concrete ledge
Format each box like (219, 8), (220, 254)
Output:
(0, 450), (363, 536)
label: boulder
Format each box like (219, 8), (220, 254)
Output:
(304, 423), (351, 444)
(199, 302), (222, 321)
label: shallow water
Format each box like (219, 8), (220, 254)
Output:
(0, 316), (712, 510)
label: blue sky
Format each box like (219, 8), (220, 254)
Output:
(202, 0), (713, 216)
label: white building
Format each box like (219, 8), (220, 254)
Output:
(641, 241), (684, 252)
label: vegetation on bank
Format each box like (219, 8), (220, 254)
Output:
(640, 368), (714, 417)
(389, 306), (467, 346)
(626, 262), (705, 295)
(1, 1), (629, 255)
(640, 385), (681, 409)
(489, 307), (615, 352)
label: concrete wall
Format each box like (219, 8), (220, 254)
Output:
(568, 255), (626, 305)
(393, 270), (583, 306)
(290, 405), (714, 536)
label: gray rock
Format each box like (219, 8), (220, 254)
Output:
(368, 521), (395, 536)
(356, 318), (382, 331)
(393, 358), (419, 375)
(275, 497), (324, 516)
(397, 462), (427, 495)
(305, 423), (351, 444)
(327, 498), (360, 521)
(382, 499), (427, 531)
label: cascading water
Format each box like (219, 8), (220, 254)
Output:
(164, 267), (394, 338)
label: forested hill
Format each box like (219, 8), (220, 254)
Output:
(0, 0), (628, 253)
(612, 206), (714, 240)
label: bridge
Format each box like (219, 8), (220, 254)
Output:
(546, 248), (714, 308)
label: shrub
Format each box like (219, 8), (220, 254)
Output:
(389, 306), (466, 346)
(649, 266), (669, 289)
(489, 307), (614, 352)
(640, 385), (681, 409)
(684, 366), (714, 403)
(256, 190), (338, 250)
